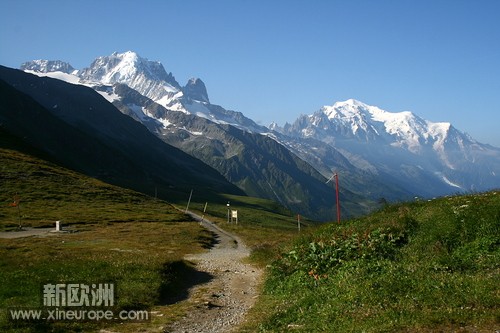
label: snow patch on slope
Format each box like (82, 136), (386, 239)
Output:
(25, 70), (81, 85)
(435, 172), (463, 189)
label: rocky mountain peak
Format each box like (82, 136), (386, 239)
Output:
(20, 60), (75, 74)
(182, 77), (209, 103)
(78, 51), (181, 90)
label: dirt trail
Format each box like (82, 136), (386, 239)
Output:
(0, 227), (58, 238)
(165, 212), (262, 333)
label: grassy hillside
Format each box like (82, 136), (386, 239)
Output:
(0, 148), (190, 229)
(246, 191), (500, 332)
(0, 147), (216, 332)
(0, 146), (303, 332)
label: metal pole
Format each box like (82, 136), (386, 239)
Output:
(185, 189), (193, 213)
(334, 173), (341, 224)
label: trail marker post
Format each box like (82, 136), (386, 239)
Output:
(201, 202), (208, 223)
(231, 210), (238, 224)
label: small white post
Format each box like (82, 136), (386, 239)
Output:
(201, 202), (208, 224)
(55, 221), (60, 231)
(185, 189), (193, 213)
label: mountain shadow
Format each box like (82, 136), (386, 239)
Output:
(0, 66), (244, 203)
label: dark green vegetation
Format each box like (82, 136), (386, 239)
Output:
(250, 191), (500, 332)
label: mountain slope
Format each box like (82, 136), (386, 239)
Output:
(268, 133), (415, 202)
(109, 83), (370, 220)
(0, 66), (244, 201)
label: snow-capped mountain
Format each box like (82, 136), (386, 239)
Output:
(281, 99), (460, 154)
(78, 51), (184, 110)
(18, 51), (500, 215)
(277, 99), (469, 157)
(21, 51), (266, 132)
(274, 99), (500, 194)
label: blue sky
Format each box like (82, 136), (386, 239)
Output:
(1, 0), (499, 146)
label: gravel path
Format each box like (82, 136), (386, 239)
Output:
(0, 227), (59, 238)
(165, 212), (262, 333)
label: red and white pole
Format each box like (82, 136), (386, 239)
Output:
(334, 173), (341, 224)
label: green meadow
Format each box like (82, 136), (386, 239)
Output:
(244, 191), (500, 332)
